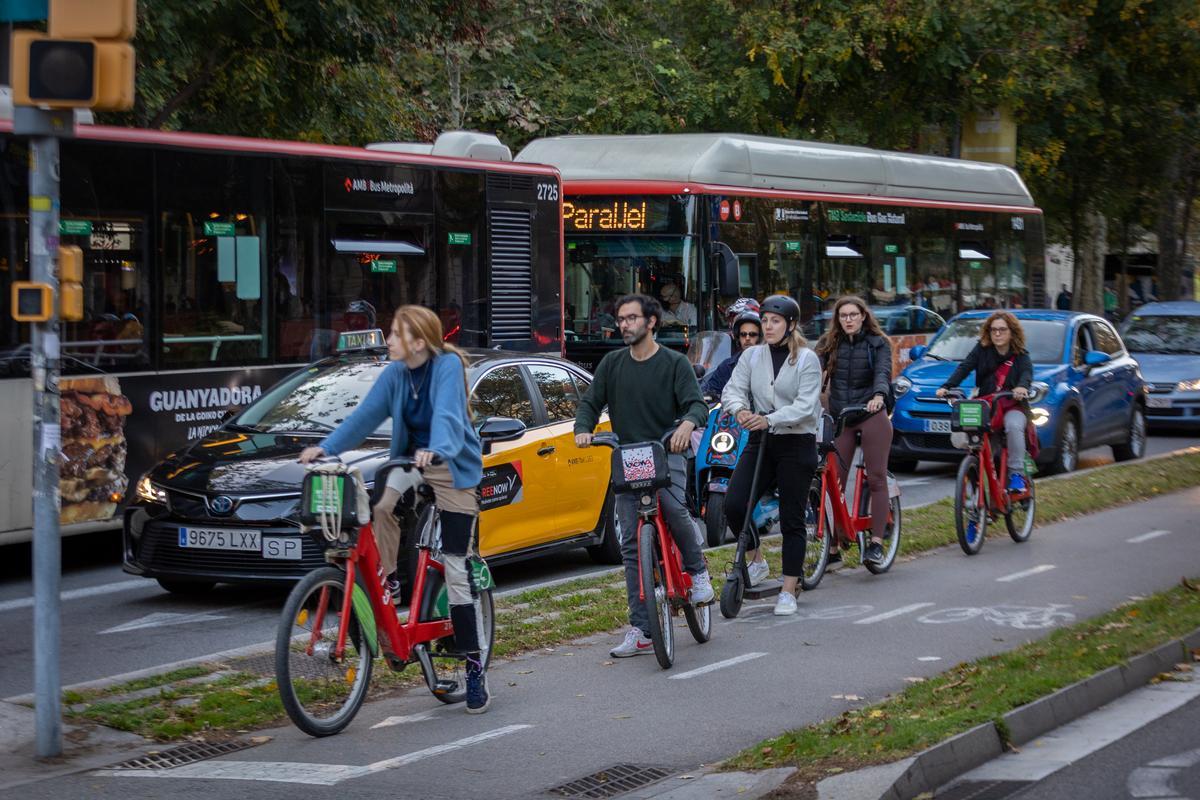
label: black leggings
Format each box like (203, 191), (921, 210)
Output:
(725, 432), (818, 577)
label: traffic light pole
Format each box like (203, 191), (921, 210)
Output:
(17, 106), (69, 759)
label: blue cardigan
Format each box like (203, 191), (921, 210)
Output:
(320, 354), (483, 489)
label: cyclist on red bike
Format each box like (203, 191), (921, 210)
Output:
(298, 305), (491, 713)
(574, 293), (714, 658)
(815, 296), (894, 566)
(721, 294), (822, 615)
(937, 310), (1034, 494)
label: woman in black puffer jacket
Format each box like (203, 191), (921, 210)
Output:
(815, 296), (894, 566)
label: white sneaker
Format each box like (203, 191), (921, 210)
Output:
(609, 627), (653, 658)
(747, 559), (770, 587)
(690, 570), (714, 604)
(773, 592), (798, 616)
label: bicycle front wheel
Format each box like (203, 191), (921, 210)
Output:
(1005, 476), (1036, 542)
(955, 455), (987, 555)
(638, 523), (674, 669)
(275, 565), (375, 737)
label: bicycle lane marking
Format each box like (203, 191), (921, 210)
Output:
(667, 652), (767, 680)
(996, 564), (1056, 582)
(94, 724), (534, 785)
(0, 578), (150, 614)
(1127, 529), (1172, 543)
(853, 602), (936, 624)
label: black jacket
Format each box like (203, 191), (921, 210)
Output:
(942, 343), (1033, 396)
(820, 332), (892, 417)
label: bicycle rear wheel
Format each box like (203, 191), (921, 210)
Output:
(684, 600), (712, 643)
(865, 489), (902, 574)
(638, 523), (674, 669)
(417, 587), (495, 704)
(1005, 476), (1036, 542)
(275, 565), (374, 737)
(954, 455), (987, 555)
(800, 482), (830, 590)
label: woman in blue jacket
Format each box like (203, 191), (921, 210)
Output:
(298, 305), (489, 713)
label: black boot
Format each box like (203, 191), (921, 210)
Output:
(465, 653), (489, 713)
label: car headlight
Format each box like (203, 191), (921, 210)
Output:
(1028, 381), (1050, 403)
(1031, 407), (1051, 427)
(1177, 378), (1200, 392)
(893, 376), (912, 396)
(135, 475), (167, 504)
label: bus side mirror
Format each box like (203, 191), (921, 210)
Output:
(710, 242), (740, 294)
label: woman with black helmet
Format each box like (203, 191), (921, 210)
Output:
(701, 311), (763, 397)
(721, 294), (822, 615)
(815, 296), (894, 566)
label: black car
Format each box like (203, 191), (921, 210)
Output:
(123, 345), (618, 594)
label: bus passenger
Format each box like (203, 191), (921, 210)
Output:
(659, 281), (697, 328)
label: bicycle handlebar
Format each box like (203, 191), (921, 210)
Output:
(588, 427), (678, 450)
(837, 405), (870, 420)
(939, 389), (1017, 405)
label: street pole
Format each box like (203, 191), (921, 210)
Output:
(17, 105), (71, 759)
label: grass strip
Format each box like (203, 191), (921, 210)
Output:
(724, 576), (1200, 788)
(68, 450), (1200, 740)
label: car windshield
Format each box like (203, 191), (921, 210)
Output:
(927, 318), (1065, 363)
(236, 361), (392, 436)
(1121, 315), (1200, 355)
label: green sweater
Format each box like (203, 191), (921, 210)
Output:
(574, 345), (709, 445)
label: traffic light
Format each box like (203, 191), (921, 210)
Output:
(58, 244), (84, 321)
(9, 0), (136, 111)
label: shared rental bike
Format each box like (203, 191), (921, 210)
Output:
(593, 431), (712, 669)
(943, 389), (1037, 555)
(275, 458), (494, 736)
(800, 406), (904, 590)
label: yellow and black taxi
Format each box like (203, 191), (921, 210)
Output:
(123, 333), (615, 594)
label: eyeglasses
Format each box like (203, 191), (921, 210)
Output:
(990, 326), (1010, 333)
(738, 331), (760, 339)
(616, 314), (644, 326)
(839, 311), (863, 321)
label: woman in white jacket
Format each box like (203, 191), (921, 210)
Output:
(720, 295), (822, 615)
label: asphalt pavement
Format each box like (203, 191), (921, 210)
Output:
(6, 478), (1199, 799)
(0, 434), (1191, 699)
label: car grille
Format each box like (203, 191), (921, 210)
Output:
(904, 433), (954, 451)
(136, 522), (325, 579)
(1146, 382), (1174, 394)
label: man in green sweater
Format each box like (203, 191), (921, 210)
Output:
(574, 293), (714, 658)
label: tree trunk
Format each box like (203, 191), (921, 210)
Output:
(1075, 206), (1106, 316)
(1156, 145), (1183, 301)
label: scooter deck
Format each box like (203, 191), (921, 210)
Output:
(744, 578), (784, 599)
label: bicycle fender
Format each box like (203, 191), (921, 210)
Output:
(351, 583), (379, 656)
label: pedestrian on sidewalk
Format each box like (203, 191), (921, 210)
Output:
(721, 294), (822, 616)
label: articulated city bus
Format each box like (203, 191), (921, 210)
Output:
(0, 124), (563, 543)
(516, 133), (1045, 372)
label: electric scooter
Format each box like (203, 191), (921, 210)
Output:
(694, 402), (780, 547)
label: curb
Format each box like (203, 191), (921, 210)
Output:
(858, 624), (1200, 800)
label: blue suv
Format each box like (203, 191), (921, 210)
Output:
(890, 310), (1148, 475)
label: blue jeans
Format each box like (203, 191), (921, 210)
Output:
(614, 453), (705, 633)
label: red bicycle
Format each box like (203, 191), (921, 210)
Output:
(801, 406), (903, 590)
(944, 390), (1037, 555)
(274, 458), (494, 736)
(592, 431), (711, 670)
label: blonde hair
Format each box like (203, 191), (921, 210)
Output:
(393, 305), (471, 401)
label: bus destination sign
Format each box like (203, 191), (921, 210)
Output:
(563, 199), (649, 231)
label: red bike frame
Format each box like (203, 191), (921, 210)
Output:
(964, 396), (1031, 518)
(817, 447), (891, 547)
(636, 500), (693, 605)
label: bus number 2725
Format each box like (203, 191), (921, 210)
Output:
(537, 182), (560, 202)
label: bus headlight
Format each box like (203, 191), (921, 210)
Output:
(894, 376), (912, 396)
(136, 476), (167, 504)
(1028, 381), (1050, 403)
(1031, 407), (1051, 427)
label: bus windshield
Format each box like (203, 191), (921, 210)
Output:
(928, 318), (1066, 364)
(564, 235), (700, 343)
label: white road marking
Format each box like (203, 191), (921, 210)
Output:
(96, 724), (533, 784)
(370, 710), (440, 729)
(1127, 529), (1172, 544)
(667, 652), (767, 680)
(918, 656), (942, 662)
(898, 478), (931, 487)
(99, 611), (230, 635)
(996, 564), (1056, 583)
(853, 603), (935, 625)
(0, 579), (150, 614)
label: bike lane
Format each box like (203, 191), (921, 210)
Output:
(14, 486), (1200, 800)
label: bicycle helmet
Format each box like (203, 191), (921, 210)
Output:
(725, 296), (761, 321)
(730, 310), (763, 339)
(759, 294), (801, 325)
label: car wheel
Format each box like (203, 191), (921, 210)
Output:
(156, 578), (215, 595)
(586, 491), (622, 565)
(1047, 414), (1079, 475)
(1112, 406), (1146, 462)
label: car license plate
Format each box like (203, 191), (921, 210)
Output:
(178, 527), (261, 551)
(1147, 396), (1173, 409)
(262, 536), (302, 560)
(924, 419), (952, 433)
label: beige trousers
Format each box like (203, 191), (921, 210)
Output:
(373, 461), (479, 575)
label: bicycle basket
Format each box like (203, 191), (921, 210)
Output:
(610, 441), (672, 494)
(951, 400), (990, 432)
(299, 464), (370, 544)
(817, 412), (837, 454)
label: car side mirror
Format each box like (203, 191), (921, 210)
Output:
(909, 345), (928, 360)
(1084, 350), (1111, 368)
(478, 416), (526, 455)
(710, 242), (740, 294)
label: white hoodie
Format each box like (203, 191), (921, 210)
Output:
(720, 343), (822, 435)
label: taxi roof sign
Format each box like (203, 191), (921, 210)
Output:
(336, 329), (387, 353)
